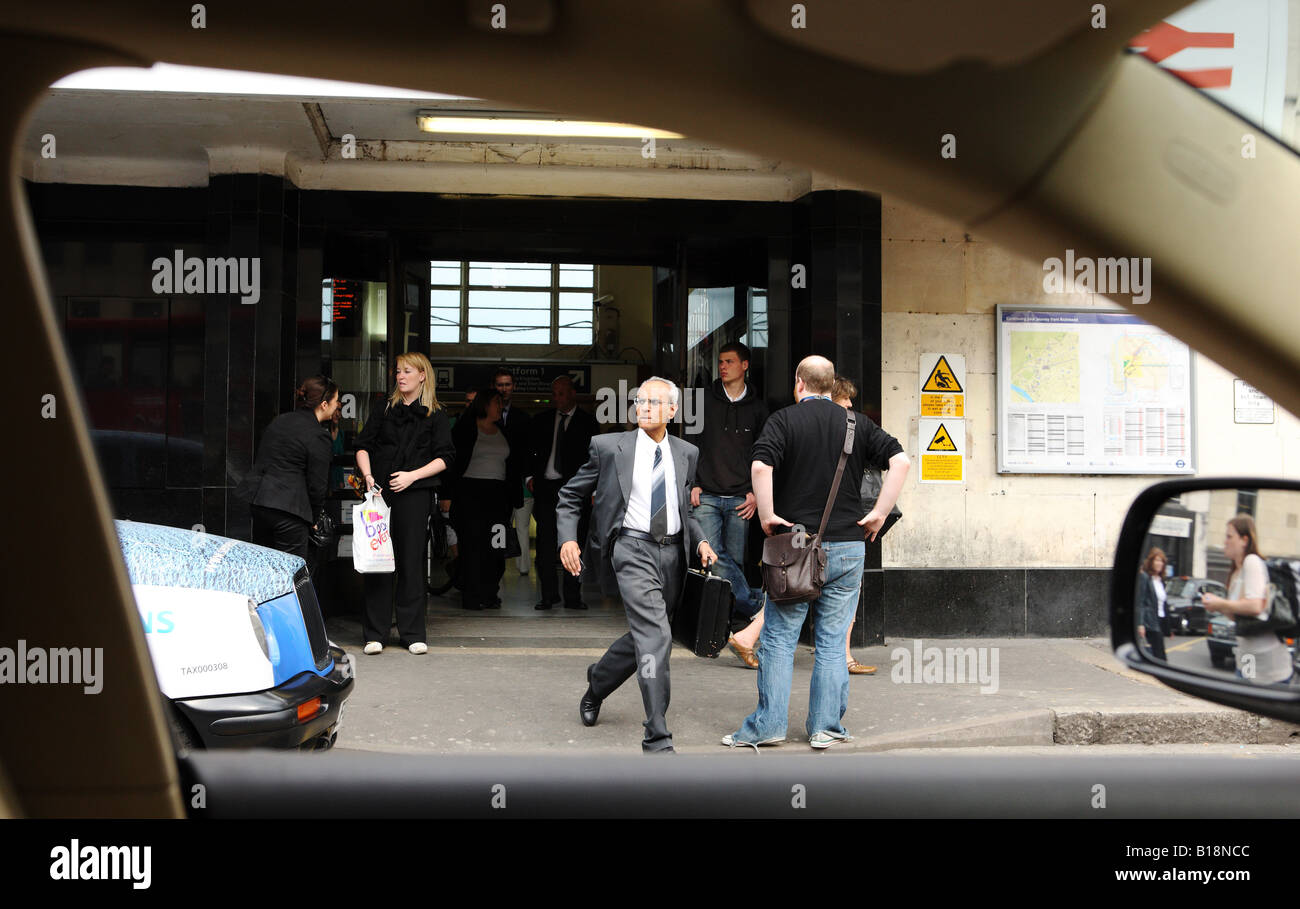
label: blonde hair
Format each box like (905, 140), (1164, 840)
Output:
(388, 352), (442, 412)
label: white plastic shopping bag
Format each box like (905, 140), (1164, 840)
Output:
(352, 488), (395, 573)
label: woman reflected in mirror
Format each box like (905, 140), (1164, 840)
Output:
(1136, 547), (1168, 660)
(1202, 515), (1294, 684)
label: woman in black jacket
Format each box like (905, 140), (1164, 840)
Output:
(355, 352), (455, 654)
(236, 375), (339, 565)
(443, 386), (525, 610)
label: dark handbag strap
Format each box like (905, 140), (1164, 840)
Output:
(811, 410), (855, 544)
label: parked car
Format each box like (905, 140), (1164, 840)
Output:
(1206, 612), (1236, 670)
(1207, 611), (1300, 676)
(115, 520), (355, 750)
(1164, 577), (1226, 636)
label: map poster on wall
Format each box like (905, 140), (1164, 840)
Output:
(995, 305), (1196, 475)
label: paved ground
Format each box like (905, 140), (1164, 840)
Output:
(323, 568), (1300, 756)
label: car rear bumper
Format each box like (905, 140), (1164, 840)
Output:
(174, 644), (354, 750)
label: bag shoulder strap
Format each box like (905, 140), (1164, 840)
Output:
(813, 410), (855, 542)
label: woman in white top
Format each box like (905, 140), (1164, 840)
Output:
(1136, 548), (1168, 660)
(444, 386), (524, 610)
(1202, 514), (1293, 684)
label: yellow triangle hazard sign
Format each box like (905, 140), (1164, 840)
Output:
(922, 356), (963, 394)
(927, 423), (958, 451)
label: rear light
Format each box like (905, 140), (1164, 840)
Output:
(296, 698), (323, 723)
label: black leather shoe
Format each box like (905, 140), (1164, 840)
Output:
(565, 601), (589, 610)
(534, 601), (555, 611)
(580, 664), (601, 727)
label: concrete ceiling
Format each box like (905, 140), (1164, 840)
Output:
(23, 89), (834, 200)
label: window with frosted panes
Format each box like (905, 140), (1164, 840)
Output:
(430, 260), (595, 345)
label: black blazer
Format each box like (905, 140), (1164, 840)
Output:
(527, 406), (598, 484)
(447, 415), (525, 509)
(1136, 573), (1164, 633)
(354, 397), (455, 495)
(235, 408), (331, 524)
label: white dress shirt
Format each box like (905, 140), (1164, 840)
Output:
(542, 408), (576, 481)
(622, 429), (680, 534)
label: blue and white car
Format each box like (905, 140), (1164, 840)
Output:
(116, 520), (355, 750)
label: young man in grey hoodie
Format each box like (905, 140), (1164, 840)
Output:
(690, 341), (768, 667)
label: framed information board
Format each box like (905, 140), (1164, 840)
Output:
(995, 305), (1196, 475)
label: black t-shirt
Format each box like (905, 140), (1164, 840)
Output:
(751, 397), (904, 542)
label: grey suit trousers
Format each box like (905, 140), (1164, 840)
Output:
(590, 535), (684, 752)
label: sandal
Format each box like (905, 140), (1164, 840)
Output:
(847, 658), (876, 675)
(728, 635), (759, 670)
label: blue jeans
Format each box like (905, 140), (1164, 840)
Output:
(731, 540), (865, 741)
(693, 493), (759, 618)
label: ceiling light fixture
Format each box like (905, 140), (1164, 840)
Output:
(417, 112), (683, 139)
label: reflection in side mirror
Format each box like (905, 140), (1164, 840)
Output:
(1135, 486), (1300, 687)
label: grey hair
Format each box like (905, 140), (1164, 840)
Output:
(639, 376), (680, 406)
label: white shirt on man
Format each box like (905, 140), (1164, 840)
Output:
(622, 428), (680, 535)
(542, 408), (577, 481)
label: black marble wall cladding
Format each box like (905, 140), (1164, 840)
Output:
(885, 569), (1025, 637)
(1026, 568), (1111, 636)
(879, 569), (1112, 637)
(859, 567), (885, 646)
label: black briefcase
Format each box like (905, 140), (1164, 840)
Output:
(673, 565), (734, 658)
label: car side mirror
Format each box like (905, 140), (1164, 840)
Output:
(1112, 478), (1300, 723)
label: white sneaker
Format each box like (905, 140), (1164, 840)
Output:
(363, 641), (383, 655)
(809, 731), (854, 750)
(408, 642), (428, 655)
(721, 733), (786, 751)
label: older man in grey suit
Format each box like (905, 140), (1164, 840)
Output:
(558, 377), (718, 753)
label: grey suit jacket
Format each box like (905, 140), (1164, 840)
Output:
(557, 430), (707, 597)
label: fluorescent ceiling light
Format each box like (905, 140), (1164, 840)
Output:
(53, 63), (465, 100)
(418, 113), (683, 139)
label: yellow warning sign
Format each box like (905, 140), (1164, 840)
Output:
(921, 455), (963, 482)
(921, 394), (964, 417)
(927, 423), (958, 451)
(922, 356), (963, 394)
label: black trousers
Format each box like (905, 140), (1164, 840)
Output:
(361, 487), (433, 646)
(252, 505), (311, 562)
(451, 477), (511, 608)
(532, 477), (590, 605)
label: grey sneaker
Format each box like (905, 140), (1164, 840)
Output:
(809, 731), (854, 750)
(721, 733), (786, 752)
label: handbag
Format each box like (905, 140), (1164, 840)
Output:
(860, 468), (902, 541)
(308, 508), (335, 550)
(1236, 558), (1299, 636)
(760, 410), (855, 606)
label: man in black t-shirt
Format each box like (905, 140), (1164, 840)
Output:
(724, 355), (909, 751)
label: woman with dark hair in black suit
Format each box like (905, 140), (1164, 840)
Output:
(236, 375), (340, 566)
(443, 386), (525, 610)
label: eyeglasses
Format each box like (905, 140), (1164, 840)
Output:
(633, 397), (670, 408)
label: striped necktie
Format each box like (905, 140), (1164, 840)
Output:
(650, 444), (667, 537)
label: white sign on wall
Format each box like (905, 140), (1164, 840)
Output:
(919, 353), (965, 417)
(1234, 379), (1275, 424)
(919, 418), (964, 484)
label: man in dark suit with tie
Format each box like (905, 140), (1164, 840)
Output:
(528, 374), (599, 610)
(558, 377), (718, 753)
